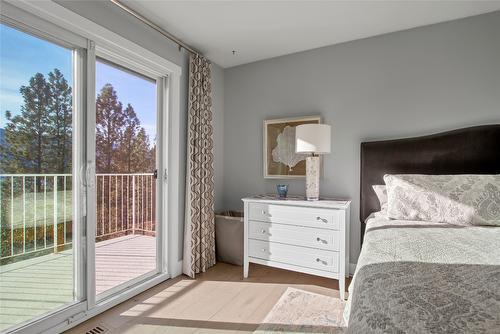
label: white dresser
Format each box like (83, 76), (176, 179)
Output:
(242, 195), (351, 300)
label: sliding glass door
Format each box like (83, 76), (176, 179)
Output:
(0, 22), (82, 331)
(1, 3), (172, 331)
(93, 58), (159, 299)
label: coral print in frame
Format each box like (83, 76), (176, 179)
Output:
(264, 116), (321, 178)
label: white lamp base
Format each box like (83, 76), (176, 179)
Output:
(305, 156), (320, 201)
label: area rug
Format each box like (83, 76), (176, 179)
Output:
(254, 287), (346, 333)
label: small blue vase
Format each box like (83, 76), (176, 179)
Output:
(276, 184), (288, 199)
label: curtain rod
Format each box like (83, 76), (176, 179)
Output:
(109, 0), (201, 56)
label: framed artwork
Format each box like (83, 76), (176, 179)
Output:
(263, 116), (321, 178)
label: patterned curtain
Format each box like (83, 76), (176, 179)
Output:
(182, 54), (216, 278)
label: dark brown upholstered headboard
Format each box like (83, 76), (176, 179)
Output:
(360, 124), (500, 242)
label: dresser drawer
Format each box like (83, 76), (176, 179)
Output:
(249, 221), (340, 251)
(248, 203), (340, 230)
(248, 239), (339, 273)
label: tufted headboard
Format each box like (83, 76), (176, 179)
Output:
(360, 124), (500, 243)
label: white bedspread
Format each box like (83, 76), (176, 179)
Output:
(345, 213), (500, 333)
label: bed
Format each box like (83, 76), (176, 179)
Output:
(345, 125), (500, 334)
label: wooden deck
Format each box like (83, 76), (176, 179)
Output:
(0, 235), (156, 332)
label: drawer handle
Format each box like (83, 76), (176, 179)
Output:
(316, 258), (327, 265)
(261, 248), (267, 253)
(261, 229), (266, 234)
(316, 237), (327, 244)
(261, 210), (271, 217)
(316, 216), (328, 223)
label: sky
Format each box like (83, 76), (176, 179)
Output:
(0, 23), (156, 143)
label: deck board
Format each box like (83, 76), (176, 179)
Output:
(0, 235), (156, 332)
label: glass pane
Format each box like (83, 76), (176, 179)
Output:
(95, 59), (157, 298)
(0, 23), (75, 331)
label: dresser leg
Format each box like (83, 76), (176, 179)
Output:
(339, 277), (345, 300)
(243, 260), (249, 278)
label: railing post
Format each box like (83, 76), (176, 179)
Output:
(132, 175), (135, 235)
(44, 176), (47, 250)
(22, 176), (26, 254)
(10, 176), (14, 257)
(34, 176), (37, 252)
(53, 176), (58, 253)
(63, 175), (66, 245)
(0, 177), (2, 257)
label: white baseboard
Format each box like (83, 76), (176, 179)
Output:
(176, 259), (355, 277)
(171, 260), (183, 277)
(349, 263), (357, 276)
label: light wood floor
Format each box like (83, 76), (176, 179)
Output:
(66, 263), (351, 334)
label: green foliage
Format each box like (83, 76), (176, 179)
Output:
(2, 73), (51, 173)
(130, 128), (155, 173)
(1, 70), (155, 175)
(47, 69), (72, 173)
(120, 103), (140, 173)
(96, 83), (124, 173)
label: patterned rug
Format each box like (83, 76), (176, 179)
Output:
(254, 287), (346, 333)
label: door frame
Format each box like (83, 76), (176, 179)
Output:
(89, 46), (169, 305)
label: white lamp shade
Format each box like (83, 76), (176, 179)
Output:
(295, 124), (331, 154)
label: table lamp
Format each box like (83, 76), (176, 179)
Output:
(295, 124), (331, 201)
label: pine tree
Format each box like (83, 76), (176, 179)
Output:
(96, 83), (124, 173)
(47, 69), (72, 173)
(130, 128), (152, 173)
(2, 73), (51, 173)
(149, 144), (156, 173)
(118, 103), (140, 173)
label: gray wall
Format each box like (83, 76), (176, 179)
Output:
(223, 11), (500, 263)
(56, 1), (225, 261)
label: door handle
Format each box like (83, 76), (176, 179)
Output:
(80, 165), (87, 187)
(153, 169), (158, 179)
(86, 162), (95, 188)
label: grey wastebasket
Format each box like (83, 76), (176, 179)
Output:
(215, 210), (244, 266)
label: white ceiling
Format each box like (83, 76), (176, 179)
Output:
(121, 1), (500, 68)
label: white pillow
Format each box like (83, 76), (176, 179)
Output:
(384, 174), (500, 226)
(372, 185), (388, 212)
